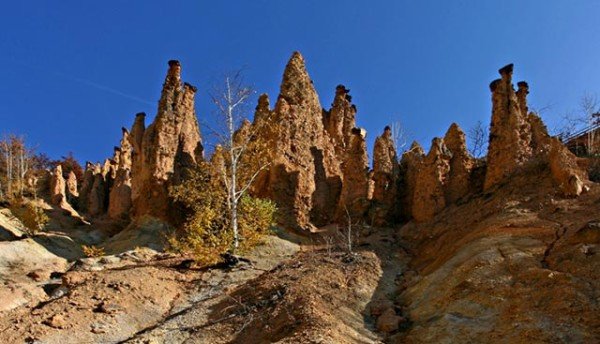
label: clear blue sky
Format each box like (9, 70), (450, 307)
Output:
(1, 1), (599, 163)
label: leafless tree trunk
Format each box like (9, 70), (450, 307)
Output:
(209, 71), (271, 253)
(556, 93), (600, 155)
(390, 120), (410, 154)
(580, 93), (599, 155)
(467, 120), (488, 158)
(0, 135), (35, 199)
(344, 206), (353, 254)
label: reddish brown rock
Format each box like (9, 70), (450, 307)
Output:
(337, 127), (370, 222)
(108, 128), (133, 219)
(484, 64), (532, 190)
(131, 60), (204, 222)
(78, 162), (95, 213)
(370, 126), (399, 225)
(49, 165), (67, 207)
(520, 85), (587, 197)
(548, 138), (586, 197)
(209, 144), (226, 187)
(398, 141), (425, 220)
(412, 138), (451, 222)
(88, 163), (107, 217)
(443, 123), (474, 204)
(44, 314), (66, 329)
(65, 170), (79, 205)
(324, 85), (357, 153)
(376, 308), (403, 333)
(252, 52), (342, 231)
(321, 85), (370, 222)
(516, 81), (529, 116)
(129, 112), (146, 199)
(527, 113), (550, 154)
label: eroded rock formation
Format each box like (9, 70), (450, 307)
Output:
(398, 141), (425, 220)
(88, 163), (107, 217)
(131, 60), (203, 222)
(49, 165), (67, 207)
(65, 170), (78, 205)
(337, 128), (370, 222)
(443, 123), (474, 204)
(484, 66), (587, 197)
(370, 126), (399, 225)
(71, 58), (589, 231)
(324, 85), (357, 154)
(411, 138), (451, 222)
(484, 64), (532, 190)
(108, 128), (133, 219)
(252, 52), (343, 231)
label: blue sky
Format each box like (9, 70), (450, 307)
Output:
(1, 1), (599, 163)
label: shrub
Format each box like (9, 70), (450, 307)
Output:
(82, 245), (105, 257)
(238, 195), (277, 249)
(10, 201), (49, 236)
(168, 165), (276, 265)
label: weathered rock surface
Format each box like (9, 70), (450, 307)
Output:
(398, 141), (425, 220)
(396, 170), (600, 343)
(88, 163), (107, 217)
(321, 85), (370, 222)
(411, 138), (451, 222)
(108, 128), (133, 219)
(484, 64), (532, 190)
(548, 138), (586, 197)
(337, 128), (370, 222)
(252, 52), (342, 231)
(49, 165), (67, 208)
(0, 238), (68, 313)
(131, 60), (203, 222)
(324, 85), (357, 154)
(443, 123), (474, 204)
(65, 171), (78, 204)
(77, 162), (95, 214)
(0, 208), (26, 240)
(370, 126), (399, 225)
(405, 64), (588, 224)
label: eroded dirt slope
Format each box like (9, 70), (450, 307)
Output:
(393, 167), (600, 343)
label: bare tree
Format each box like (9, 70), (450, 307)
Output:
(208, 71), (272, 253)
(467, 120), (488, 158)
(556, 93), (600, 155)
(390, 120), (410, 154)
(580, 93), (600, 154)
(0, 135), (36, 199)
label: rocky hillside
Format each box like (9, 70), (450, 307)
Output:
(0, 53), (597, 343)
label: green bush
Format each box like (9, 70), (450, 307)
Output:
(238, 195), (277, 249)
(168, 164), (276, 265)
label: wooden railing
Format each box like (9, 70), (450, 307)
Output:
(561, 123), (600, 145)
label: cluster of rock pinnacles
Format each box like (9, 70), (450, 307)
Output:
(48, 54), (587, 230)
